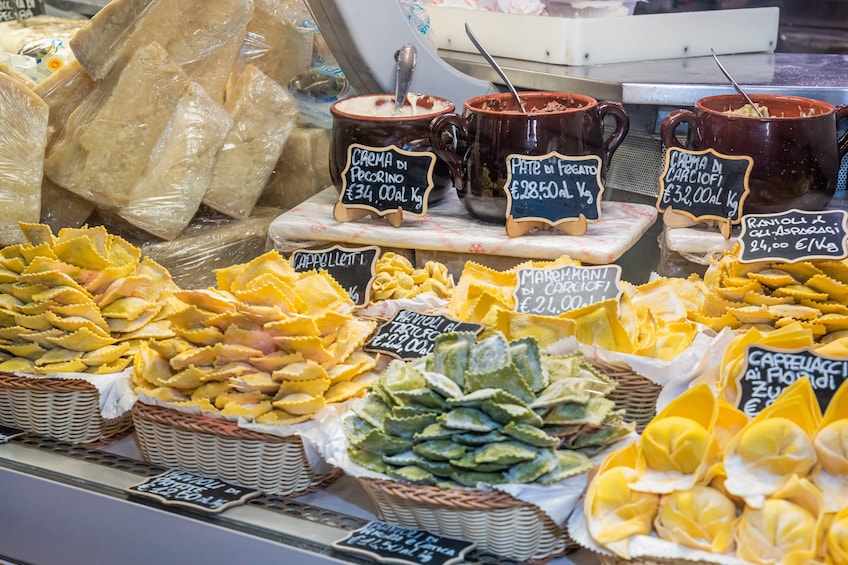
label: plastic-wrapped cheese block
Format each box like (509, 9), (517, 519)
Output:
(32, 59), (97, 233)
(239, 0), (313, 88)
(69, 0), (252, 81)
(0, 72), (49, 245)
(258, 125), (331, 211)
(33, 59), (96, 153)
(43, 42), (188, 209)
(183, 25), (247, 104)
(117, 81), (233, 241)
(202, 64), (298, 219)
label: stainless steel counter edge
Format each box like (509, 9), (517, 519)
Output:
(0, 440), (361, 565)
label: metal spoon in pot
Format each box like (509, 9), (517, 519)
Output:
(394, 43), (417, 116)
(711, 48), (763, 117)
(465, 23), (527, 114)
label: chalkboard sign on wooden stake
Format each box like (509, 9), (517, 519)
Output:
(513, 264), (622, 317)
(290, 245), (379, 306)
(333, 520), (475, 565)
(736, 345), (848, 417)
(1, 0), (46, 21)
(126, 470), (260, 514)
(503, 152), (604, 238)
(738, 209), (848, 264)
(333, 143), (436, 227)
(657, 147), (752, 239)
(365, 309), (483, 360)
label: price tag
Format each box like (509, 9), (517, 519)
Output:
(333, 521), (475, 565)
(290, 245), (379, 306)
(1, 0), (45, 22)
(364, 309), (483, 360)
(739, 209), (848, 264)
(514, 264), (622, 316)
(657, 147), (751, 225)
(126, 470), (259, 514)
(504, 153), (603, 237)
(333, 144), (436, 227)
(0, 424), (24, 444)
(737, 345), (848, 417)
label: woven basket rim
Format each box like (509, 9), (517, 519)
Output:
(359, 476), (536, 510)
(132, 400), (299, 443)
(0, 371), (98, 393)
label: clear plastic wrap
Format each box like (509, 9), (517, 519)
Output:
(258, 125), (331, 211)
(237, 0), (313, 89)
(32, 58), (96, 153)
(0, 72), (48, 246)
(39, 175), (95, 234)
(138, 207), (284, 290)
(32, 59), (101, 233)
(117, 81), (233, 241)
(201, 64), (298, 220)
(0, 59), (36, 88)
(16, 0), (312, 245)
(70, 0), (253, 81)
(43, 42), (188, 210)
(183, 24), (247, 104)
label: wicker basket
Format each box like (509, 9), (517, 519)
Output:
(0, 372), (133, 444)
(359, 477), (574, 563)
(590, 360), (662, 430)
(132, 402), (339, 496)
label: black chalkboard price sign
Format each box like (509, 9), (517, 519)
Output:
(290, 245), (379, 306)
(1, 0), (45, 22)
(0, 423), (24, 444)
(505, 152), (604, 224)
(514, 264), (622, 316)
(333, 521), (475, 565)
(126, 470), (259, 513)
(364, 309), (483, 360)
(657, 147), (751, 223)
(738, 209), (848, 264)
(736, 345), (848, 417)
(333, 144), (436, 225)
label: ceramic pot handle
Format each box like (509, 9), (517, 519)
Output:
(661, 108), (698, 150)
(597, 101), (630, 168)
(429, 113), (469, 197)
(836, 105), (848, 159)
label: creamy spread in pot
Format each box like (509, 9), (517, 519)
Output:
(335, 93), (450, 118)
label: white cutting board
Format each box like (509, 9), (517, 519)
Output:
(427, 7), (779, 66)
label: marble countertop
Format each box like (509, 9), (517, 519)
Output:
(269, 187), (658, 265)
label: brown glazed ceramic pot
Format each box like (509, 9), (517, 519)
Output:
(428, 91), (629, 224)
(329, 93), (456, 204)
(660, 94), (848, 214)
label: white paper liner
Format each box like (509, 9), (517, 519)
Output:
(721, 452), (792, 509)
(545, 325), (737, 415)
(14, 368), (136, 420)
(811, 466), (848, 513)
(357, 293), (449, 319)
(567, 503), (754, 564)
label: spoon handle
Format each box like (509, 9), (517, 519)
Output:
(711, 49), (763, 117)
(465, 24), (527, 114)
(394, 43), (417, 115)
